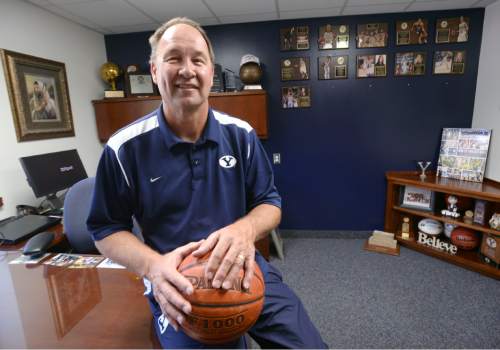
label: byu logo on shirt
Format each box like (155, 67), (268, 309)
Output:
(219, 155), (237, 168)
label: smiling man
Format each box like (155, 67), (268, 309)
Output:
(87, 17), (326, 349)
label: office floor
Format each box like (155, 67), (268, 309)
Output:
(265, 237), (500, 349)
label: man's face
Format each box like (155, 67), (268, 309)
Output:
(151, 24), (213, 111)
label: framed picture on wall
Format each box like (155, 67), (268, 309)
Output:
(395, 52), (426, 76)
(0, 49), (74, 142)
(281, 57), (310, 81)
(318, 24), (349, 49)
(281, 86), (311, 108)
(435, 16), (470, 43)
(396, 18), (428, 45)
(280, 26), (310, 51)
(318, 55), (348, 80)
(125, 73), (156, 96)
(356, 23), (388, 48)
(399, 185), (435, 212)
(357, 54), (387, 78)
(433, 50), (466, 75)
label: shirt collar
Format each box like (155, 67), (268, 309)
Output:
(156, 104), (220, 150)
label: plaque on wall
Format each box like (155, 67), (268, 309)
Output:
(281, 86), (311, 108)
(435, 17), (470, 43)
(281, 57), (310, 81)
(318, 24), (349, 49)
(357, 54), (387, 78)
(433, 50), (466, 75)
(280, 26), (310, 51)
(318, 55), (348, 80)
(396, 18), (428, 45)
(395, 52), (426, 76)
(357, 23), (388, 48)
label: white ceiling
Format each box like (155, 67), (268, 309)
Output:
(26, 0), (498, 35)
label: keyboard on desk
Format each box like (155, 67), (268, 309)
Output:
(0, 214), (61, 244)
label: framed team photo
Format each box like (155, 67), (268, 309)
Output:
(433, 51), (466, 75)
(281, 86), (311, 109)
(357, 23), (388, 48)
(395, 52), (426, 76)
(281, 57), (310, 81)
(318, 24), (349, 49)
(280, 26), (310, 51)
(318, 55), (348, 80)
(357, 54), (387, 78)
(435, 16), (470, 43)
(396, 18), (428, 45)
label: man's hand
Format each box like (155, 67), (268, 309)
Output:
(147, 240), (203, 331)
(192, 218), (256, 291)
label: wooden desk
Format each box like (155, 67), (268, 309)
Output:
(0, 253), (159, 348)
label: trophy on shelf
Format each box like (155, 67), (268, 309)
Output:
(239, 54), (263, 90)
(100, 62), (124, 98)
(417, 161), (431, 181)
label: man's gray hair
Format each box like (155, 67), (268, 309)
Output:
(148, 17), (215, 65)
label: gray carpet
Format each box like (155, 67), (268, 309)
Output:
(267, 237), (500, 349)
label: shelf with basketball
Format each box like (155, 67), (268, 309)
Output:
(385, 171), (500, 279)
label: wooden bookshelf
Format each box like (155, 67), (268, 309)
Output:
(384, 171), (500, 279)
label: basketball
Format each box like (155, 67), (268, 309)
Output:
(450, 227), (480, 250)
(178, 253), (265, 344)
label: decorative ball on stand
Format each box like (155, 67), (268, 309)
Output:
(239, 54), (262, 85)
(99, 62), (121, 91)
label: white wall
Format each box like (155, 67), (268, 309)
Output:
(472, 1), (500, 182)
(0, 0), (107, 218)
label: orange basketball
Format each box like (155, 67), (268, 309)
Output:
(178, 253), (265, 345)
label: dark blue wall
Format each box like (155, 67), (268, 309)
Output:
(104, 8), (484, 231)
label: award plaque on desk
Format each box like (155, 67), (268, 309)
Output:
(211, 63), (224, 92)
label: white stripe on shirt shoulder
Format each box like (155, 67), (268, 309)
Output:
(107, 114), (159, 153)
(213, 110), (253, 133)
(107, 114), (159, 187)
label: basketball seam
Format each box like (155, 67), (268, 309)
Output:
(190, 295), (264, 308)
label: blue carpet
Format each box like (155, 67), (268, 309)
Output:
(268, 238), (500, 349)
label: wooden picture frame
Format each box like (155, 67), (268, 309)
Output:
(395, 52), (426, 76)
(433, 51), (466, 75)
(399, 185), (435, 212)
(357, 23), (388, 48)
(1, 49), (74, 142)
(125, 73), (156, 96)
(281, 86), (311, 109)
(280, 26), (310, 51)
(280, 57), (310, 81)
(318, 55), (348, 80)
(356, 54), (387, 78)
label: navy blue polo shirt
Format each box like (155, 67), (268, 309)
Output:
(87, 105), (281, 253)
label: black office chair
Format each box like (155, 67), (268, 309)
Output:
(63, 177), (141, 254)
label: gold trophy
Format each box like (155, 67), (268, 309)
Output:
(100, 62), (124, 98)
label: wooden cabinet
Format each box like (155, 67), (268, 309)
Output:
(92, 90), (268, 142)
(384, 171), (500, 279)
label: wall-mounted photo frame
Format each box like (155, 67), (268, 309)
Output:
(433, 50), (466, 75)
(357, 54), (387, 78)
(0, 49), (74, 142)
(318, 55), (348, 80)
(395, 52), (426, 76)
(125, 73), (156, 96)
(318, 24), (349, 49)
(435, 16), (470, 43)
(357, 23), (388, 48)
(280, 26), (310, 51)
(396, 18), (428, 45)
(399, 185), (435, 212)
(281, 57), (310, 81)
(281, 86), (311, 108)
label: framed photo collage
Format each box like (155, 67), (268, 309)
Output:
(279, 16), (470, 108)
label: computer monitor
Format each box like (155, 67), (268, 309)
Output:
(19, 149), (88, 209)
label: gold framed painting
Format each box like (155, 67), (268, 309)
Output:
(1, 49), (74, 142)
